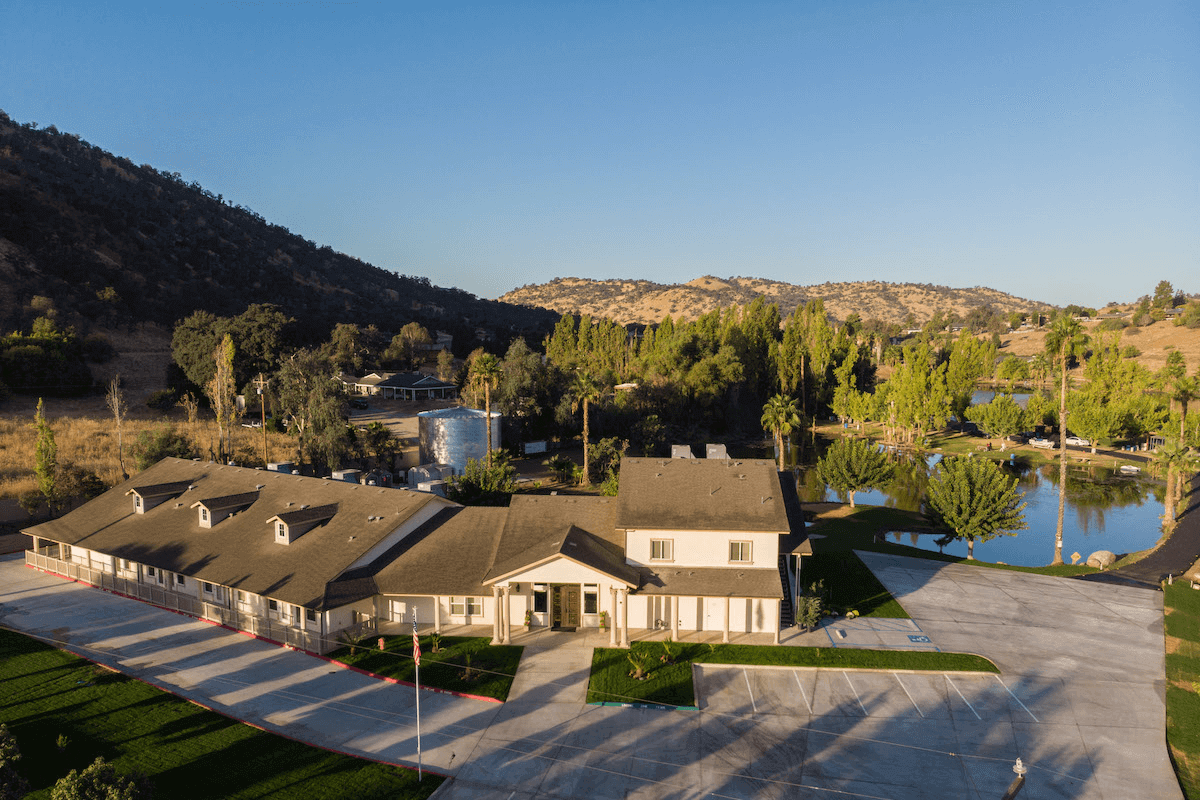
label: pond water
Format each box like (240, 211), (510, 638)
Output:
(800, 455), (1164, 566)
(970, 389), (1037, 408)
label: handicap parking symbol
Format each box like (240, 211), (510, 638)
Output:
(908, 634), (931, 643)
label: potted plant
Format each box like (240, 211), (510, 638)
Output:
(523, 610), (532, 631)
(599, 610), (608, 632)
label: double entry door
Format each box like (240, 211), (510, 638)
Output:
(550, 584), (581, 629)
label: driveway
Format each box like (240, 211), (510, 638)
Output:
(0, 553), (1181, 799)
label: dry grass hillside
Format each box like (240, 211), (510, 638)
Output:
(1001, 317), (1200, 375)
(501, 276), (1050, 325)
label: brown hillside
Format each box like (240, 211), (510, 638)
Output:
(501, 276), (1051, 326)
(1001, 318), (1200, 375)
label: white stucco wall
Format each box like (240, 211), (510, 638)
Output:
(624, 529), (779, 569)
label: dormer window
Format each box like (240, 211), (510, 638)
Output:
(276, 522), (286, 540)
(268, 504), (337, 545)
(135, 496), (143, 511)
(201, 508), (208, 522)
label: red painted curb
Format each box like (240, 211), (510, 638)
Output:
(26, 564), (503, 703)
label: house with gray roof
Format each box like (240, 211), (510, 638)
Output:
(341, 370), (457, 401)
(24, 455), (809, 653)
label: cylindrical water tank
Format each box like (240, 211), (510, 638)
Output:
(418, 407), (501, 474)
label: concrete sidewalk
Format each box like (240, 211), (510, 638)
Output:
(1, 553), (1183, 798)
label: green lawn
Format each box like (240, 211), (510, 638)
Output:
(807, 503), (1100, 577)
(1164, 581), (1200, 798)
(799, 551), (909, 618)
(0, 628), (441, 799)
(586, 641), (998, 708)
(328, 635), (522, 701)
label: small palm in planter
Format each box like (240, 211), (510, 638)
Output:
(626, 650), (653, 681)
(599, 610), (608, 631)
(523, 610), (532, 631)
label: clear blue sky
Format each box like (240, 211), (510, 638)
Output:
(3, 1), (1197, 309)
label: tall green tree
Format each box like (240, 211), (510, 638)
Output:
(205, 334), (238, 463)
(761, 394), (803, 471)
(470, 352), (502, 468)
(926, 456), (1027, 559)
(275, 348), (349, 473)
(571, 370), (604, 486)
(946, 332), (997, 429)
(106, 374), (129, 479)
(1043, 315), (1088, 565)
(33, 397), (61, 515)
(965, 394), (1024, 449)
(816, 437), (894, 508)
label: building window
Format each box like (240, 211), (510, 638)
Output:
(532, 584), (548, 613)
(175, 573), (186, 586)
(268, 599), (278, 612)
(276, 522), (286, 539)
(650, 539), (673, 561)
(146, 566), (156, 578)
(134, 496), (142, 510)
(121, 559), (132, 570)
(450, 597), (482, 616)
(201, 508), (208, 521)
(238, 591), (246, 602)
(729, 541), (752, 563)
(583, 584), (599, 615)
(306, 608), (317, 622)
(202, 582), (214, 595)
(62, 545), (72, 561)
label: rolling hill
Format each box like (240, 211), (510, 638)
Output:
(501, 276), (1053, 326)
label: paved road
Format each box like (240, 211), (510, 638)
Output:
(1080, 471), (1200, 589)
(1, 553), (1181, 799)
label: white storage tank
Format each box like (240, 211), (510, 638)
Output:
(418, 407), (501, 474)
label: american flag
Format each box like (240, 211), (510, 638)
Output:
(412, 614), (421, 666)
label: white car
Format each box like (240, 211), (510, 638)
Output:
(1065, 436), (1090, 447)
(1029, 437), (1056, 449)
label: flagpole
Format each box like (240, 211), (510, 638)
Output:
(413, 611), (422, 780)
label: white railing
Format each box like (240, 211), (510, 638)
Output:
(25, 551), (358, 654)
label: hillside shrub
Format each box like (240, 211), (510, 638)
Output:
(131, 425), (196, 470)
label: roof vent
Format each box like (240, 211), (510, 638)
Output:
(256, 484), (265, 490)
(175, 502), (183, 508)
(286, 502), (293, 507)
(300, 504), (309, 510)
(348, 535), (356, 542)
(188, 485), (196, 490)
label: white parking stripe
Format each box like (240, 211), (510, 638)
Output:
(743, 668), (758, 713)
(892, 672), (924, 717)
(945, 675), (981, 719)
(843, 671), (868, 715)
(996, 675), (1039, 722)
(793, 670), (812, 714)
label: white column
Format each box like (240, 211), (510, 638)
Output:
(671, 596), (679, 641)
(434, 596), (442, 634)
(619, 588), (630, 648)
(609, 586), (618, 647)
(490, 586), (502, 644)
(30, 535), (39, 554)
(723, 596), (730, 644)
(502, 586), (512, 645)
(773, 600), (781, 645)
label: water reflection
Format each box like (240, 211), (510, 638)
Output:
(793, 447), (1163, 566)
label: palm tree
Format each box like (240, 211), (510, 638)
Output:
(760, 394), (802, 471)
(1153, 440), (1200, 531)
(471, 353), (501, 468)
(1043, 316), (1088, 565)
(1174, 375), (1198, 445)
(571, 370), (604, 485)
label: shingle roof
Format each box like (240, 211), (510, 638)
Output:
(126, 480), (192, 499)
(269, 503), (338, 525)
(192, 491), (259, 512)
(615, 457), (791, 533)
(27, 458), (453, 610)
(484, 495), (622, 582)
(636, 567), (783, 599)
(367, 507), (507, 597)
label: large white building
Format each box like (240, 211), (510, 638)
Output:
(24, 456), (810, 653)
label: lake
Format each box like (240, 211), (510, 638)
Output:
(802, 455), (1164, 566)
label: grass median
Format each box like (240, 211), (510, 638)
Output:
(587, 641), (998, 708)
(1164, 580), (1200, 798)
(0, 627), (440, 799)
(328, 634), (522, 701)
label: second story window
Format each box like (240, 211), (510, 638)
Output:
(729, 541), (752, 563)
(650, 539), (673, 561)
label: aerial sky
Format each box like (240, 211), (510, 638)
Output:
(3, 1), (1197, 308)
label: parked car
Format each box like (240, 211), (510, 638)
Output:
(1065, 435), (1090, 447)
(1029, 437), (1056, 449)
(350, 398), (369, 410)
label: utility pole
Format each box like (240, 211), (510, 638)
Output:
(254, 373), (268, 465)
